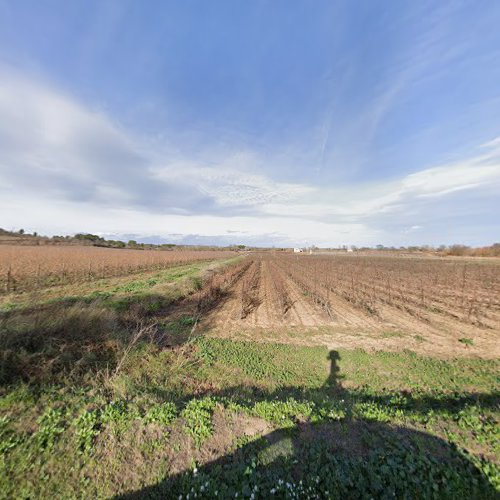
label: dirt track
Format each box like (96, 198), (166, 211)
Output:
(203, 257), (500, 359)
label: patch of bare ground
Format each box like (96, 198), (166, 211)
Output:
(276, 263), (330, 327)
(322, 287), (381, 330)
(200, 410), (271, 466)
(91, 407), (271, 497)
(372, 302), (500, 357)
(90, 421), (171, 496)
(207, 324), (499, 359)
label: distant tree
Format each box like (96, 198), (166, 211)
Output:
(128, 240), (137, 247)
(19, 228), (25, 235)
(33, 231), (38, 237)
(447, 244), (469, 256)
(74, 233), (103, 243)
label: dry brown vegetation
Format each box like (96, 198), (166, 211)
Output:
(205, 253), (500, 358)
(0, 245), (234, 293)
(0, 256), (248, 385)
(240, 260), (261, 318)
(274, 253), (500, 327)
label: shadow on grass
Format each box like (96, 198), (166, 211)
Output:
(116, 350), (498, 499)
(0, 282), (230, 386)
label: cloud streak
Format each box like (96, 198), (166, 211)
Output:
(1, 67), (499, 247)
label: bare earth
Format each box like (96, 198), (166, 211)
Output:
(203, 258), (500, 359)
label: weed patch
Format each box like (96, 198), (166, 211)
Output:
(196, 338), (327, 389)
(181, 397), (217, 447)
(459, 337), (474, 346)
(74, 409), (101, 454)
(143, 402), (177, 427)
(34, 407), (66, 450)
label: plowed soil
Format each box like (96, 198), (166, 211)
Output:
(203, 257), (500, 359)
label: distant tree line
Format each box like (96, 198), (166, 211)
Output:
(1, 228), (499, 256)
(328, 243), (500, 257)
(0, 228), (249, 251)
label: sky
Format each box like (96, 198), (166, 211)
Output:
(1, 0), (499, 247)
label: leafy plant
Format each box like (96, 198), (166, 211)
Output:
(73, 409), (101, 453)
(143, 402), (177, 426)
(101, 400), (129, 424)
(0, 416), (23, 453)
(459, 337), (474, 346)
(252, 398), (314, 426)
(182, 397), (216, 447)
(34, 408), (66, 450)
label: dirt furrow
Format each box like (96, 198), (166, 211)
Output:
(254, 260), (282, 327)
(277, 266), (331, 327)
(202, 255), (500, 358)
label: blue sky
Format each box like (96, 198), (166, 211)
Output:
(1, 0), (499, 246)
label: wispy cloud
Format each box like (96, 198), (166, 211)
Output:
(0, 67), (213, 214)
(261, 139), (500, 222)
(1, 67), (499, 247)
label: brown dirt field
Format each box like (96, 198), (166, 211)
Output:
(203, 257), (500, 359)
(205, 259), (333, 329)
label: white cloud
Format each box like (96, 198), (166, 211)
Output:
(259, 141), (500, 221)
(1, 193), (380, 247)
(1, 66), (499, 247)
(153, 159), (313, 208)
(0, 67), (210, 212)
(403, 225), (423, 234)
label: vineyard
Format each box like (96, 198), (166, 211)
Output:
(0, 245), (233, 293)
(1, 247), (499, 497)
(2, 245), (498, 357)
(204, 253), (500, 357)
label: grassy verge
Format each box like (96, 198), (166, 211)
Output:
(0, 258), (240, 311)
(0, 336), (498, 498)
(0, 257), (240, 385)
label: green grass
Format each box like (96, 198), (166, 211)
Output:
(181, 397), (217, 447)
(196, 337), (328, 389)
(335, 349), (498, 392)
(0, 257), (240, 313)
(0, 338), (497, 498)
(459, 337), (475, 347)
(0, 259), (498, 498)
(0, 258), (241, 386)
(381, 330), (404, 338)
